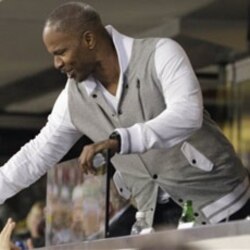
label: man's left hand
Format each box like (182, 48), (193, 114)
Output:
(78, 138), (119, 175)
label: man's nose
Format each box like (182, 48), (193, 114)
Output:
(54, 56), (64, 70)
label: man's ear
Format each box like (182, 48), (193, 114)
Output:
(82, 31), (96, 50)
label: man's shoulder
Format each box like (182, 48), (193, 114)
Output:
(134, 37), (179, 49)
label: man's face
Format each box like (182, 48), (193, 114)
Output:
(43, 26), (96, 82)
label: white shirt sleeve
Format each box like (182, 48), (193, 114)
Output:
(117, 39), (203, 154)
(0, 83), (82, 204)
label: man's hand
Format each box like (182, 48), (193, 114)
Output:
(0, 218), (19, 250)
(78, 138), (119, 175)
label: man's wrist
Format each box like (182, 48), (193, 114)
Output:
(109, 131), (121, 153)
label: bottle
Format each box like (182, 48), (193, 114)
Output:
(93, 153), (106, 175)
(130, 211), (153, 235)
(178, 200), (195, 229)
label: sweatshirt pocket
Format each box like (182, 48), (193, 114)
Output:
(181, 141), (214, 172)
(113, 171), (131, 200)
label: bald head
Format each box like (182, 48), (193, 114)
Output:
(44, 1), (103, 35)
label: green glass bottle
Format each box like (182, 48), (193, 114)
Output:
(178, 200), (195, 229)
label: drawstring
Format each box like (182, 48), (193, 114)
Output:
(137, 78), (140, 89)
(136, 78), (145, 121)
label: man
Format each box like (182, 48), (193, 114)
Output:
(0, 1), (250, 232)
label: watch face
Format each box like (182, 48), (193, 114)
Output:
(110, 131), (119, 139)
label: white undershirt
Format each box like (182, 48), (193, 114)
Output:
(96, 81), (117, 112)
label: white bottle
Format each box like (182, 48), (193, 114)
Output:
(130, 211), (154, 235)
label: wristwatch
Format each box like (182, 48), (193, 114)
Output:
(109, 131), (121, 153)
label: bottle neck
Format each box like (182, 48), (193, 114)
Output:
(137, 217), (145, 222)
(181, 201), (195, 222)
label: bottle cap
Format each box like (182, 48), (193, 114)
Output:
(136, 211), (146, 219)
(93, 153), (106, 169)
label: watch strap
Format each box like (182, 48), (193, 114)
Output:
(109, 131), (121, 153)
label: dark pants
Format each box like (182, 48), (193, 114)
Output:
(153, 199), (182, 230)
(109, 205), (137, 237)
(109, 199), (182, 237)
(109, 198), (250, 237)
(221, 198), (250, 222)
(153, 198), (250, 228)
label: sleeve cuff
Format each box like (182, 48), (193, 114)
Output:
(115, 124), (146, 154)
(114, 128), (130, 154)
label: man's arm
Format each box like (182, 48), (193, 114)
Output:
(0, 86), (82, 204)
(117, 39), (203, 154)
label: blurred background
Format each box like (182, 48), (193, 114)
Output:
(0, 0), (250, 246)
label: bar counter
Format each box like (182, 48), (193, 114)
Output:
(39, 219), (250, 249)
